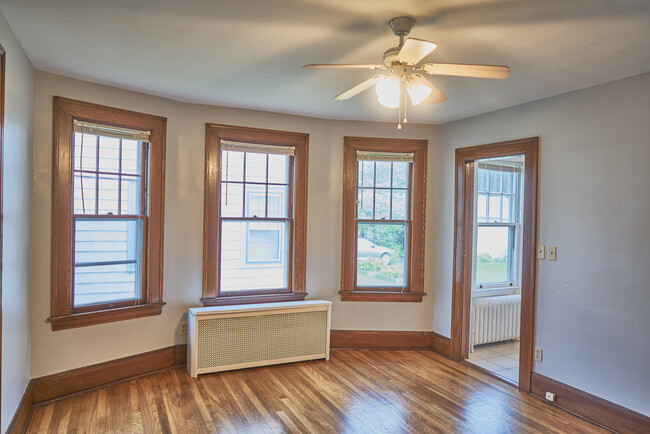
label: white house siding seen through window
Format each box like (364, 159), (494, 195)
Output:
(356, 152), (411, 288)
(219, 142), (292, 291)
(474, 159), (523, 289)
(72, 127), (148, 307)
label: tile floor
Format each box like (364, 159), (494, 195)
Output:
(466, 340), (520, 383)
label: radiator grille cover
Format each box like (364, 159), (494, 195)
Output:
(197, 310), (328, 369)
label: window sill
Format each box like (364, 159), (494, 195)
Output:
(201, 292), (307, 307)
(339, 291), (424, 303)
(49, 303), (166, 331)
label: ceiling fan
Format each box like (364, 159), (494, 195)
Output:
(304, 16), (509, 128)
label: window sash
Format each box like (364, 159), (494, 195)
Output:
(474, 222), (520, 290)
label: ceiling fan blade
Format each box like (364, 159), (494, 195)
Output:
(421, 63), (510, 79)
(303, 64), (386, 70)
(334, 75), (385, 100)
(396, 38), (437, 65)
(425, 81), (448, 104)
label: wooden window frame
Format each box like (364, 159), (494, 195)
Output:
(340, 136), (427, 302)
(202, 124), (308, 306)
(50, 97), (166, 331)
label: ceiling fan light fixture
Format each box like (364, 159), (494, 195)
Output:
(376, 76), (400, 109)
(406, 74), (433, 106)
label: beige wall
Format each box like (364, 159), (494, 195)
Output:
(0, 11), (35, 432)
(30, 71), (438, 378)
(436, 72), (650, 415)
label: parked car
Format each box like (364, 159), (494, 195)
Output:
(357, 238), (394, 264)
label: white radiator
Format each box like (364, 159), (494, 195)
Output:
(187, 300), (331, 377)
(471, 294), (520, 351)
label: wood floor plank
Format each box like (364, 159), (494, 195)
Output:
(26, 350), (607, 433)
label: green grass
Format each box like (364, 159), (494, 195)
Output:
(476, 262), (508, 285)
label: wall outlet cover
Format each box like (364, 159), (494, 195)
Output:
(545, 391), (556, 402)
(534, 346), (543, 362)
(179, 323), (188, 335)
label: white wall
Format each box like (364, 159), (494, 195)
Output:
(30, 71), (438, 378)
(0, 11), (34, 432)
(435, 73), (650, 415)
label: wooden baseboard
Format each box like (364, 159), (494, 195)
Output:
(331, 329), (450, 356)
(30, 345), (187, 405)
(6, 381), (34, 434)
(530, 372), (650, 433)
(431, 332), (451, 357)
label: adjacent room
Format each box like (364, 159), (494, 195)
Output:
(0, 0), (648, 432)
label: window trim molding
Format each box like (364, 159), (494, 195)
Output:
(202, 123), (308, 306)
(51, 97), (167, 330)
(340, 136), (427, 302)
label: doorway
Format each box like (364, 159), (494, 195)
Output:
(450, 137), (538, 392)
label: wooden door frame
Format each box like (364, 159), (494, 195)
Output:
(450, 137), (539, 392)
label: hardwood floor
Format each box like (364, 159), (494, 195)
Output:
(26, 349), (605, 433)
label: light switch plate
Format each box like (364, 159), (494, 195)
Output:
(537, 245), (545, 259)
(548, 246), (557, 261)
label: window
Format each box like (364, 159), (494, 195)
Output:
(203, 124), (308, 305)
(51, 97), (166, 330)
(341, 137), (427, 302)
(474, 159), (523, 292)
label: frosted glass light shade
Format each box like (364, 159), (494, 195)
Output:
(375, 77), (400, 109)
(406, 75), (433, 106)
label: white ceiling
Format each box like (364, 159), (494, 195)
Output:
(2, 0), (649, 124)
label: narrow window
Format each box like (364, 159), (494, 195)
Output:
(51, 97), (166, 330)
(203, 124), (308, 305)
(341, 137), (427, 302)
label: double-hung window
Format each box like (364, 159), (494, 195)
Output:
(341, 137), (427, 302)
(51, 97), (166, 330)
(474, 160), (523, 292)
(203, 124), (308, 305)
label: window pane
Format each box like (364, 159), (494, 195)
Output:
(358, 161), (374, 187)
(476, 225), (511, 285)
(391, 190), (407, 220)
(245, 152), (267, 183)
(488, 195), (501, 221)
(268, 154), (288, 184)
(374, 189), (391, 220)
(245, 184), (266, 217)
(267, 184), (288, 218)
(73, 173), (96, 214)
(478, 168), (488, 192)
(489, 170), (501, 193)
(392, 162), (408, 188)
(503, 171), (513, 194)
(357, 188), (374, 219)
(220, 220), (289, 291)
(375, 161), (391, 188)
(74, 133), (98, 171)
(98, 174), (120, 214)
(121, 175), (141, 214)
(98, 136), (120, 172)
(221, 150), (244, 183)
(502, 196), (512, 223)
(121, 140), (141, 175)
(357, 222), (407, 287)
(221, 183), (243, 217)
(477, 193), (488, 222)
(74, 218), (142, 307)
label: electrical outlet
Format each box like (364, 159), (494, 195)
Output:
(548, 246), (557, 261)
(534, 347), (543, 362)
(537, 245), (545, 259)
(179, 323), (188, 335)
(545, 392), (556, 402)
